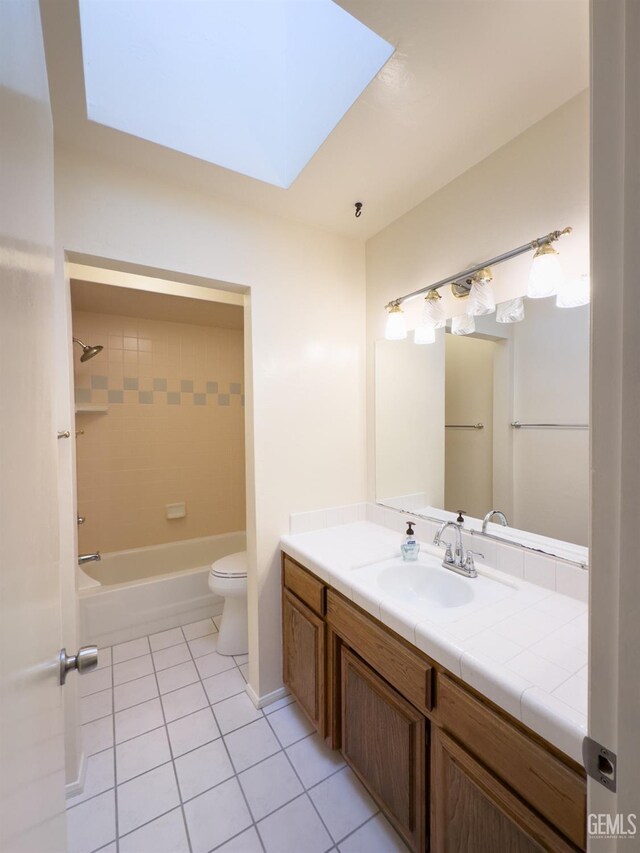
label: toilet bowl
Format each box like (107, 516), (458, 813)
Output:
(208, 551), (248, 656)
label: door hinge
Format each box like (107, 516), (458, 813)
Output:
(583, 736), (617, 792)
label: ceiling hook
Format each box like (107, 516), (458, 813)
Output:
(354, 202), (363, 218)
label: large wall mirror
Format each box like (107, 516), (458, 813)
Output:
(375, 297), (589, 552)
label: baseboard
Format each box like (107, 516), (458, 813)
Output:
(245, 683), (290, 710)
(65, 748), (87, 800)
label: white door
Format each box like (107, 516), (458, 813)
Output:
(0, 2), (67, 851)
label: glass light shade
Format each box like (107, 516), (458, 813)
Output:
(384, 304), (407, 340)
(424, 292), (446, 328)
(414, 322), (436, 345)
(527, 244), (564, 298)
(496, 297), (525, 323)
(468, 280), (496, 316)
(556, 274), (590, 308)
(451, 313), (475, 335)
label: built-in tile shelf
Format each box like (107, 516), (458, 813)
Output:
(75, 403), (109, 414)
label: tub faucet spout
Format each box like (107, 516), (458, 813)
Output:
(78, 552), (101, 566)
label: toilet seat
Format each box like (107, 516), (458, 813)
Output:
(210, 551), (248, 579)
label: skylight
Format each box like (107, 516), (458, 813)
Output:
(79, 0), (394, 188)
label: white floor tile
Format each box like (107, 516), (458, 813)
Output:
(174, 738), (234, 800)
(233, 654), (249, 666)
(167, 707), (220, 758)
(181, 618), (217, 641)
(78, 667), (112, 697)
(188, 633), (220, 658)
(112, 637), (150, 664)
(80, 688), (113, 724)
(114, 674), (159, 712)
(156, 661), (199, 695)
(213, 615), (222, 630)
(67, 789), (116, 853)
(114, 654), (154, 686)
(213, 692), (263, 735)
(116, 727), (172, 783)
(117, 762), (180, 835)
(309, 767), (377, 843)
(286, 733), (345, 789)
(81, 716), (114, 756)
(263, 693), (295, 715)
(224, 718), (281, 773)
(183, 777), (252, 853)
(239, 663), (249, 681)
(67, 749), (115, 807)
(96, 647), (112, 669)
(115, 698), (164, 744)
(202, 667), (246, 705)
(338, 814), (407, 853)
(267, 701), (315, 747)
(215, 827), (263, 853)
(149, 627), (185, 652)
(257, 793), (332, 853)
(153, 643), (192, 672)
(119, 807), (189, 853)
(238, 752), (303, 820)
(194, 649), (236, 679)
(161, 682), (208, 723)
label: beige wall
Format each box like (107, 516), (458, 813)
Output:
(55, 147), (367, 700)
(366, 91), (590, 529)
(73, 308), (245, 553)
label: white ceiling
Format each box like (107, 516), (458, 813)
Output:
(40, 0), (589, 240)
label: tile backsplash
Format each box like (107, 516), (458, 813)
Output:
(74, 309), (245, 553)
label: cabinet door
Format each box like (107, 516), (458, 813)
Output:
(282, 588), (325, 735)
(432, 729), (578, 853)
(341, 647), (427, 852)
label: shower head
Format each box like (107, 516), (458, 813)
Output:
(73, 337), (104, 362)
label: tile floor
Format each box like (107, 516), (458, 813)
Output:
(67, 616), (407, 853)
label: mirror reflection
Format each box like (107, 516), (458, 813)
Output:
(375, 297), (589, 548)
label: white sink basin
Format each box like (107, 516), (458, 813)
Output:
(352, 553), (516, 623)
(377, 563), (473, 608)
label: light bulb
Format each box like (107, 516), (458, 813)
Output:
(384, 304), (407, 340)
(556, 274), (590, 308)
(451, 314), (475, 335)
(528, 243), (564, 298)
(414, 322), (436, 345)
(424, 291), (445, 328)
(468, 270), (496, 316)
(496, 297), (525, 323)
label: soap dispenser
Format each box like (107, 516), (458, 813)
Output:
(401, 521), (420, 561)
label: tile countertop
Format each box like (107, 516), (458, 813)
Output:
(280, 521), (588, 766)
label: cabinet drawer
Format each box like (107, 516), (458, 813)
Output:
(438, 675), (586, 850)
(326, 590), (432, 713)
(283, 555), (326, 617)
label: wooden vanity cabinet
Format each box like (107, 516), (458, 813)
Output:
(341, 646), (427, 851)
(282, 553), (586, 853)
(432, 729), (577, 853)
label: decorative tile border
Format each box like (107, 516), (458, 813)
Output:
(75, 376), (244, 407)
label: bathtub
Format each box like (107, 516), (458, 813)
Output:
(78, 532), (246, 648)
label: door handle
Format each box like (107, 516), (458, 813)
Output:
(59, 646), (98, 685)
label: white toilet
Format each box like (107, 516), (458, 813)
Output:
(208, 551), (248, 656)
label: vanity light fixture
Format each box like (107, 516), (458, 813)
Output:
(527, 242), (565, 298)
(424, 290), (446, 328)
(451, 314), (475, 335)
(556, 273), (590, 308)
(468, 268), (496, 316)
(383, 226), (573, 338)
(496, 297), (525, 323)
(384, 302), (407, 340)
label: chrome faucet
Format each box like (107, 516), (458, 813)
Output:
(78, 552), (101, 565)
(433, 521), (482, 578)
(482, 509), (508, 535)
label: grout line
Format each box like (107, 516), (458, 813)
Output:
(110, 644), (119, 853)
(149, 627), (194, 853)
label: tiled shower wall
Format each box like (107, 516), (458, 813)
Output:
(73, 310), (245, 553)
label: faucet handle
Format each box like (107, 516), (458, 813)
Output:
(465, 550), (484, 569)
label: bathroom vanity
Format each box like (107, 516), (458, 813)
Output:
(280, 523), (587, 853)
